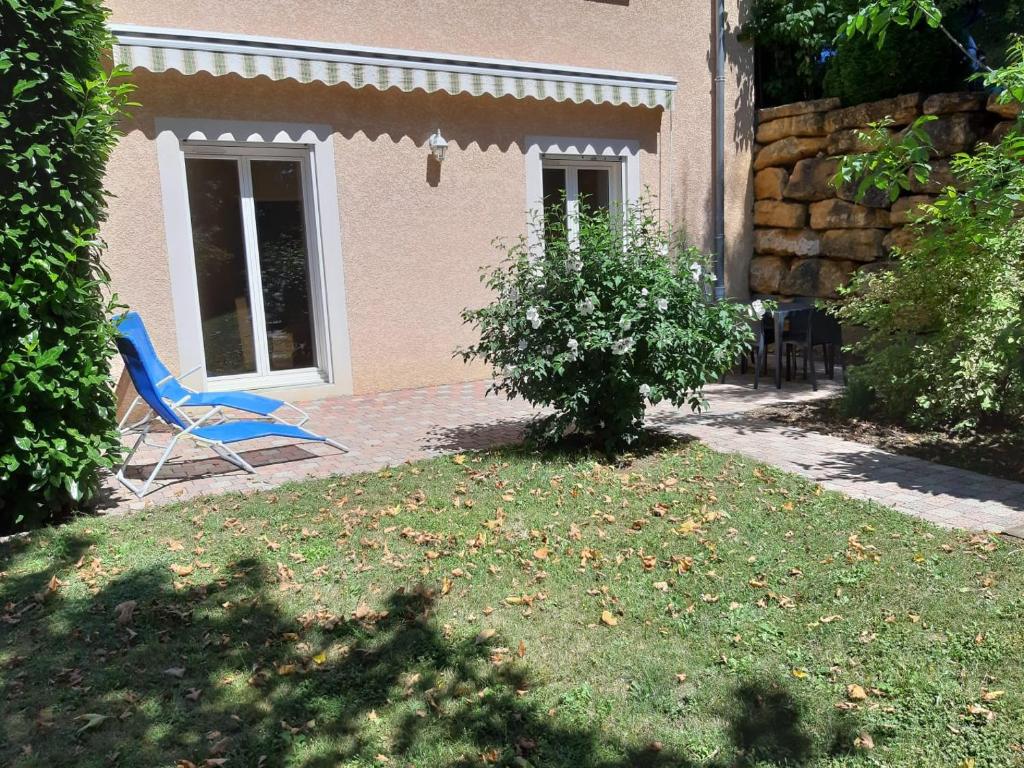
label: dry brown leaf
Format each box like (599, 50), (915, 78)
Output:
(600, 610), (617, 627)
(169, 563), (194, 577)
(854, 732), (874, 750)
(114, 600), (137, 626)
(475, 628), (496, 645)
(847, 684), (868, 701)
(75, 713), (110, 734)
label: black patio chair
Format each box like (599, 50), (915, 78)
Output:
(782, 307), (846, 391)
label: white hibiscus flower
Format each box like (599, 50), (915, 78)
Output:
(526, 306), (541, 329)
(611, 337), (635, 356)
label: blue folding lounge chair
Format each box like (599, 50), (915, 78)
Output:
(113, 318), (348, 498)
(115, 311), (310, 431)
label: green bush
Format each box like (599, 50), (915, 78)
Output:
(459, 200), (756, 455)
(744, 0), (1021, 107)
(0, 0), (132, 528)
(823, 23), (971, 105)
(836, 118), (1024, 430)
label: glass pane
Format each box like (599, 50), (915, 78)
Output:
(576, 168), (611, 213)
(184, 157), (256, 377)
(542, 167), (566, 241)
(250, 159), (316, 371)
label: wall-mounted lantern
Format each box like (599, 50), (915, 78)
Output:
(428, 129), (449, 162)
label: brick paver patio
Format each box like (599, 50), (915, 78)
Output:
(97, 376), (1024, 534)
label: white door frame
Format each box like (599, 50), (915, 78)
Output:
(154, 117), (353, 394)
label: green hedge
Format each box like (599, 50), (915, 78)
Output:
(0, 0), (132, 529)
(746, 0), (1022, 108)
(823, 23), (972, 106)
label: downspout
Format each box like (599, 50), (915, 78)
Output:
(712, 0), (727, 299)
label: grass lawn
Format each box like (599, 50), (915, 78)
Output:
(2, 441), (1022, 767)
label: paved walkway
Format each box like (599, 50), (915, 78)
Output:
(97, 376), (1024, 534)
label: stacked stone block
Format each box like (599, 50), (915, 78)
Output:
(750, 92), (1020, 298)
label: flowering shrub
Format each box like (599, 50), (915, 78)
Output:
(459, 200), (756, 454)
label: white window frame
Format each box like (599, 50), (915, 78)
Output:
(155, 117), (353, 394)
(524, 136), (641, 250)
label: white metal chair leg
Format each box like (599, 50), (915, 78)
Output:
(325, 438), (350, 453)
(116, 434), (181, 498)
(118, 396), (142, 430)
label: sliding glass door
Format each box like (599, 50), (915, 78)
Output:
(183, 148), (326, 388)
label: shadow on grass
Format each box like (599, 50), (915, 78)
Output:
(1, 548), (858, 768)
(427, 416), (697, 470)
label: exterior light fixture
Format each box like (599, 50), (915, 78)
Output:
(428, 128), (449, 162)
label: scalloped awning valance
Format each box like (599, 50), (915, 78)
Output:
(111, 25), (676, 110)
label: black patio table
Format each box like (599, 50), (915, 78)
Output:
(751, 296), (817, 390)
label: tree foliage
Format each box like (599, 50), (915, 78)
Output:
(744, 0), (1023, 106)
(833, 7), (1024, 430)
(0, 0), (132, 528)
(459, 201), (756, 455)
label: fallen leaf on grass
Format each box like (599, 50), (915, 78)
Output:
(35, 574), (63, 602)
(475, 628), (496, 644)
(533, 546), (549, 560)
(653, 581), (669, 592)
(518, 640), (526, 658)
(169, 563), (194, 577)
(967, 703), (996, 721)
(75, 713), (110, 734)
(981, 690), (1005, 702)
(854, 732), (874, 750)
(847, 684), (868, 701)
(600, 610), (617, 627)
(164, 667), (186, 679)
(114, 600), (137, 626)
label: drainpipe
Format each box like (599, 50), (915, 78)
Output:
(712, 0), (727, 300)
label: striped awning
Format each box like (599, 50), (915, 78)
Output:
(111, 25), (676, 110)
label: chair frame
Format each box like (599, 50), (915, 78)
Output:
(118, 365), (311, 435)
(116, 398), (348, 498)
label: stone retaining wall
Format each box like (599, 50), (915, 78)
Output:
(750, 92), (1020, 298)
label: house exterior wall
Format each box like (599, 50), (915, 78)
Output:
(103, 0), (755, 396)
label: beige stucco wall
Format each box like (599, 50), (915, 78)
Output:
(103, 0), (755, 396)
